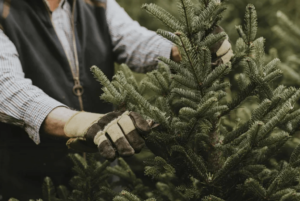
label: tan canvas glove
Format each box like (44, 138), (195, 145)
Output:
(64, 111), (150, 160)
(210, 25), (234, 67)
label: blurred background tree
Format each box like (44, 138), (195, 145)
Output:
(115, 0), (300, 103)
(116, 0), (300, 83)
(116, 0), (300, 160)
(116, 0), (177, 31)
(116, 0), (300, 53)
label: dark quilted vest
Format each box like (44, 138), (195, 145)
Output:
(0, 0), (114, 199)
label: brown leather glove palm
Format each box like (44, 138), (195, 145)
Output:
(64, 111), (150, 160)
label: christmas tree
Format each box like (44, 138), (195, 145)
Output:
(116, 0), (176, 31)
(222, 0), (300, 89)
(271, 11), (300, 87)
(89, 0), (300, 200)
(10, 0), (300, 200)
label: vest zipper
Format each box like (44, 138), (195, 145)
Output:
(71, 0), (84, 111)
(43, 0), (84, 111)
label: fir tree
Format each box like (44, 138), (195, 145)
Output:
(9, 0), (300, 200)
(91, 0), (300, 200)
(116, 0), (177, 31)
(272, 11), (300, 87)
(222, 0), (300, 50)
(9, 154), (153, 201)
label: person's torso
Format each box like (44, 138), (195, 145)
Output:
(0, 0), (115, 199)
(1, 0), (115, 113)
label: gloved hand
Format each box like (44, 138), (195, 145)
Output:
(171, 26), (233, 66)
(210, 25), (234, 67)
(64, 111), (150, 160)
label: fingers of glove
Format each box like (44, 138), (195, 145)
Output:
(212, 59), (223, 69)
(129, 112), (151, 134)
(86, 123), (102, 143)
(216, 38), (231, 57)
(209, 26), (225, 54)
(118, 114), (145, 152)
(85, 111), (123, 143)
(66, 138), (98, 153)
(125, 130), (145, 153)
(221, 49), (234, 64)
(95, 133), (117, 161)
(212, 25), (224, 35)
(92, 111), (148, 158)
(106, 124), (135, 157)
(97, 111), (123, 128)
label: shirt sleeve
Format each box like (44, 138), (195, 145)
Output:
(106, 0), (173, 73)
(0, 29), (66, 145)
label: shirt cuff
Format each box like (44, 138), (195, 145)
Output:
(23, 95), (66, 145)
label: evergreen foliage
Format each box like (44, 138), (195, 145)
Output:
(271, 11), (300, 87)
(222, 0), (300, 90)
(116, 0), (300, 92)
(9, 154), (155, 201)
(90, 0), (300, 200)
(116, 0), (177, 31)
(10, 0), (300, 200)
(221, 0), (300, 51)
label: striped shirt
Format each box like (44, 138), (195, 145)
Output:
(0, 0), (172, 144)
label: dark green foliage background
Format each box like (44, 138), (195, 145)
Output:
(115, 0), (300, 125)
(10, 1), (300, 200)
(116, 0), (300, 64)
(114, 1), (300, 191)
(97, 0), (300, 199)
(115, 0), (300, 124)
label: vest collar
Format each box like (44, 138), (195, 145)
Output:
(43, 0), (66, 11)
(33, 0), (77, 27)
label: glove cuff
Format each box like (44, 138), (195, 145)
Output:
(64, 112), (104, 138)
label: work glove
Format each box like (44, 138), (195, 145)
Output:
(210, 25), (234, 67)
(64, 111), (150, 160)
(172, 26), (233, 66)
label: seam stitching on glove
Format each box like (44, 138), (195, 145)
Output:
(94, 111), (130, 146)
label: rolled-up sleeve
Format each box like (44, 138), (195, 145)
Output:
(0, 29), (65, 144)
(106, 0), (173, 73)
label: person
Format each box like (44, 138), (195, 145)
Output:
(0, 0), (232, 199)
